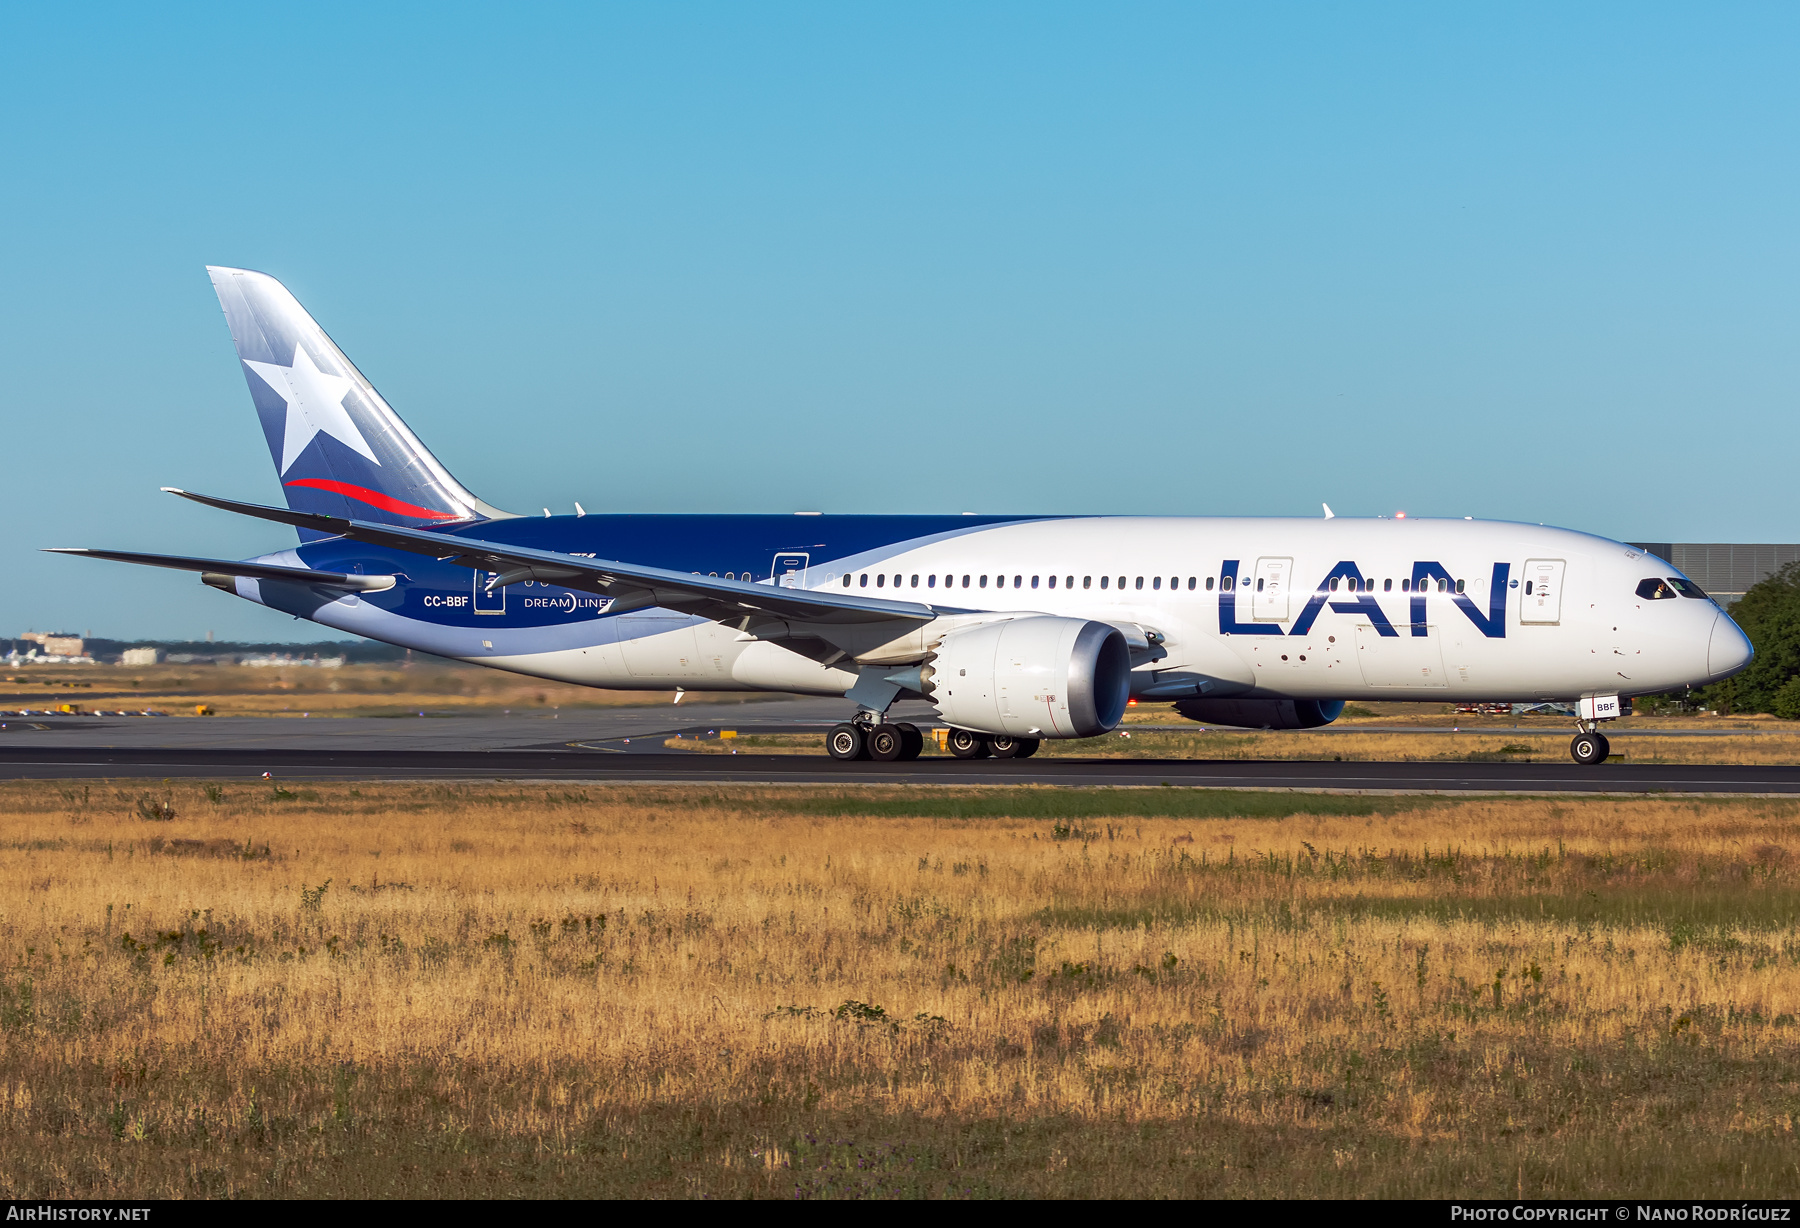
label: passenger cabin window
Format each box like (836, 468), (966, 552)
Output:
(1152, 576), (1161, 590)
(1257, 577), (1266, 591)
(1083, 576), (1091, 589)
(928, 575), (937, 588)
(1136, 577), (1145, 590)
(1118, 576), (1126, 589)
(1401, 578), (1410, 592)
(1384, 578), (1392, 591)
(1048, 576), (1057, 589)
(1205, 577), (1214, 590)
(1100, 576), (1109, 589)
(1066, 575), (1074, 588)
(910, 575), (919, 587)
(843, 574), (852, 587)
(1524, 581), (1533, 595)
(1328, 577), (1339, 592)
(1455, 579), (1465, 594)
(1031, 575), (1040, 588)
(859, 574), (868, 587)
(1221, 576), (1232, 591)
(1667, 577), (1709, 600)
(962, 575), (970, 588)
(979, 575), (988, 588)
(1637, 577), (1678, 601)
(876, 574), (885, 587)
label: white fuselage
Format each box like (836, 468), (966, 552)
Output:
(294, 516), (1745, 705)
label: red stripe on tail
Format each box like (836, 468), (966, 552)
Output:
(282, 479), (463, 521)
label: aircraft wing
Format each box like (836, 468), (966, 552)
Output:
(157, 489), (949, 626)
(44, 547), (398, 592)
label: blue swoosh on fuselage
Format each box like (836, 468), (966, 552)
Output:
(285, 512), (1058, 631)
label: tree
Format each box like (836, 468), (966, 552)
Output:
(1699, 562), (1800, 715)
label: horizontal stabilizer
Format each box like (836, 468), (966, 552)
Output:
(44, 548), (397, 592)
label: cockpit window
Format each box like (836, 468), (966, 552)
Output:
(1636, 578), (1678, 601)
(1666, 577), (1710, 600)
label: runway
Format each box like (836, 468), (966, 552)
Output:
(0, 698), (1796, 793)
(3, 702), (1800, 788)
(0, 744), (1797, 792)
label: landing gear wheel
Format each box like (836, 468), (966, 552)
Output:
(893, 722), (925, 761)
(866, 724), (906, 761)
(946, 729), (990, 759)
(827, 723), (867, 761)
(989, 735), (1028, 759)
(1570, 731), (1610, 765)
(1013, 737), (1040, 759)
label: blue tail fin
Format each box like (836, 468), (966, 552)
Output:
(207, 267), (511, 529)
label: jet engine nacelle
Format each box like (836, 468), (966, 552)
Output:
(921, 616), (1130, 738)
(1172, 698), (1345, 730)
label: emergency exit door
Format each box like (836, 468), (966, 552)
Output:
(1520, 559), (1565, 625)
(772, 553), (809, 589)
(1253, 557), (1293, 623)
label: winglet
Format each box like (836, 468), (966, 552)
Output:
(1322, 503), (1335, 519)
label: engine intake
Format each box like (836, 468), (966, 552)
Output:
(1172, 698), (1345, 730)
(922, 617), (1129, 738)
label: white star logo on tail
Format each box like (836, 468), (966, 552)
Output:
(243, 342), (380, 474)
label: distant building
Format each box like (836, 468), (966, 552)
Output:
(120, 647), (160, 666)
(1630, 544), (1800, 606)
(19, 630), (84, 659)
(20, 631), (83, 657)
(239, 653), (345, 668)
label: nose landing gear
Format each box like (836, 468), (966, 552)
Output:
(1569, 730), (1610, 765)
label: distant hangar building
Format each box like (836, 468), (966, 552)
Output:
(1629, 543), (1800, 606)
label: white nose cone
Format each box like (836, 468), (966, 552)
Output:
(1708, 612), (1754, 680)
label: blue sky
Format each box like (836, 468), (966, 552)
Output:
(4, 3), (1799, 640)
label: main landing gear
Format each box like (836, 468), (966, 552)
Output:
(946, 730), (1040, 760)
(828, 724), (1041, 761)
(827, 721), (925, 762)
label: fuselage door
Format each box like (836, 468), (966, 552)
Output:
(473, 569), (505, 615)
(1356, 623), (1448, 688)
(1520, 559), (1565, 625)
(772, 553), (809, 589)
(1252, 557), (1293, 623)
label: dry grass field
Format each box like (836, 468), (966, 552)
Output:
(3, 663), (742, 717)
(2, 780), (1799, 1198)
